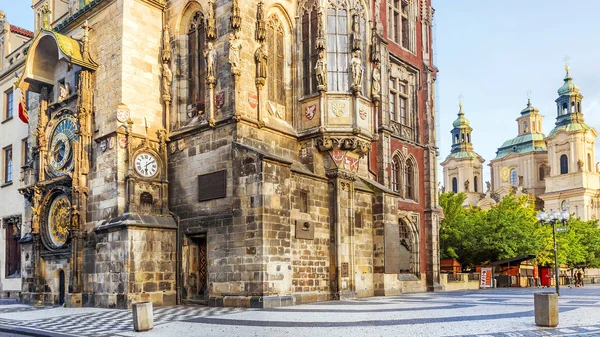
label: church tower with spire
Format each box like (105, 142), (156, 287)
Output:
(541, 66), (600, 220)
(441, 101), (485, 206)
(489, 96), (548, 203)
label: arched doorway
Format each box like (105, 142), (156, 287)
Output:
(58, 269), (65, 305)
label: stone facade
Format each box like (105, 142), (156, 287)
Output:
(13, 0), (441, 308)
(0, 12), (32, 299)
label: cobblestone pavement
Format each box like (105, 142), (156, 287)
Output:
(0, 285), (598, 337)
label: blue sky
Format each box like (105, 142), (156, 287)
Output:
(3, 1), (600, 186)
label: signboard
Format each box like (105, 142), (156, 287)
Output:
(198, 170), (227, 202)
(556, 227), (568, 233)
(480, 267), (493, 288)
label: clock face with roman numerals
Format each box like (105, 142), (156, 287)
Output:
(134, 152), (158, 178)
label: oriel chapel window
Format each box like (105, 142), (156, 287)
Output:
(187, 11), (207, 117)
(267, 16), (285, 105)
(301, 5), (318, 96)
(326, 5), (349, 92)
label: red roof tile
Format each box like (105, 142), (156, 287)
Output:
(10, 25), (34, 38)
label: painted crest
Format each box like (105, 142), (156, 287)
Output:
(332, 103), (346, 117)
(359, 108), (367, 120)
(108, 136), (115, 150)
(169, 142), (177, 154)
(177, 139), (185, 151)
(305, 105), (316, 120)
(118, 136), (128, 149)
(215, 92), (225, 110)
(344, 156), (359, 171)
(248, 93), (258, 109)
(402, 146), (408, 157)
(331, 150), (346, 167)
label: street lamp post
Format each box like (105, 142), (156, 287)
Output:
(536, 210), (570, 296)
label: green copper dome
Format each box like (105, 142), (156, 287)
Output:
(452, 104), (470, 128)
(520, 99), (539, 116)
(557, 67), (580, 96)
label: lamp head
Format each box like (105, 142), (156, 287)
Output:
(550, 210), (560, 221)
(560, 211), (570, 221)
(536, 211), (548, 222)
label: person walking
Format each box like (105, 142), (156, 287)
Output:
(576, 269), (583, 287)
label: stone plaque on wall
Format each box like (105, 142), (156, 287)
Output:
(341, 262), (349, 278)
(295, 220), (314, 240)
(198, 170), (227, 202)
(384, 223), (400, 274)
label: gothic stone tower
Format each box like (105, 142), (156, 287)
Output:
(440, 103), (484, 206)
(18, 0), (176, 307)
(165, 0), (440, 306)
(16, 0), (440, 308)
(541, 67), (600, 220)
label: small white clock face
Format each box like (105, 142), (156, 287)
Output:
(134, 153), (158, 178)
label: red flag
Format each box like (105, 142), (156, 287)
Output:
(18, 89), (28, 124)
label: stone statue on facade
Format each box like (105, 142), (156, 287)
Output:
(351, 11), (361, 51)
(68, 0), (79, 15)
(58, 82), (70, 102)
(204, 42), (217, 82)
(162, 63), (173, 99)
(351, 50), (363, 93)
(255, 42), (268, 84)
(578, 159), (584, 172)
(162, 25), (171, 63)
(371, 65), (381, 98)
(315, 49), (327, 91)
(518, 175), (523, 186)
(228, 33), (242, 75)
(464, 180), (469, 191)
(486, 181), (491, 192)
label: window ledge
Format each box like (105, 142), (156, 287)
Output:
(1, 116), (14, 124)
(0, 181), (13, 188)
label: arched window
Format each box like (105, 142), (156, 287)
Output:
(474, 176), (478, 193)
(267, 16), (285, 106)
(187, 11), (206, 117)
(405, 159), (414, 200)
(510, 168), (517, 185)
(391, 156), (400, 192)
(398, 220), (411, 272)
(562, 103), (568, 115)
(326, 5), (349, 91)
(577, 102), (581, 112)
(301, 5), (318, 96)
(588, 153), (592, 172)
(560, 154), (568, 174)
(523, 121), (528, 133)
(571, 102), (575, 113)
(467, 133), (471, 143)
(452, 177), (457, 193)
(539, 165), (545, 181)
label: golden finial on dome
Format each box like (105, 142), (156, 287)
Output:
(458, 93), (464, 109)
(563, 55), (570, 72)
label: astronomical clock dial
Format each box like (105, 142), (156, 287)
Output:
(134, 152), (158, 178)
(48, 115), (78, 177)
(46, 194), (71, 249)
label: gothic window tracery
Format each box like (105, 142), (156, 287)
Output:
(388, 0), (415, 52)
(300, 3), (319, 96)
(267, 16), (286, 106)
(405, 158), (414, 200)
(326, 3), (349, 91)
(391, 155), (401, 192)
(187, 11), (207, 117)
